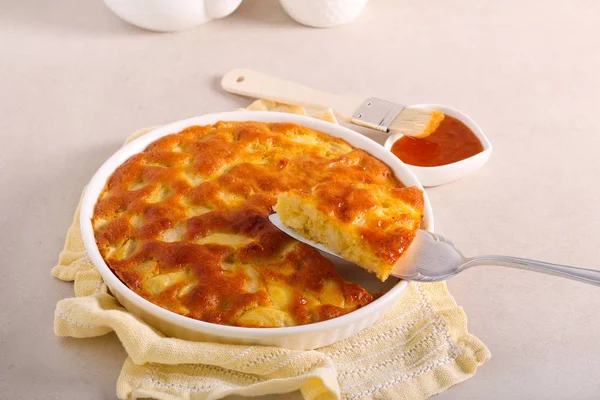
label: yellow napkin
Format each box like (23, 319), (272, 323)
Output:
(53, 101), (490, 400)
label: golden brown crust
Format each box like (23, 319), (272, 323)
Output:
(314, 182), (423, 266)
(275, 182), (424, 281)
(92, 121), (416, 327)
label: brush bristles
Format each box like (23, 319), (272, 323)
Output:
(388, 108), (445, 138)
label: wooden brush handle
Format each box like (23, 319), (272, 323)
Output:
(221, 68), (365, 121)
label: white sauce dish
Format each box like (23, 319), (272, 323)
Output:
(384, 104), (492, 187)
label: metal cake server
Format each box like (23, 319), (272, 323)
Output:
(269, 214), (600, 286)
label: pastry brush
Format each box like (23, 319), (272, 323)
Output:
(221, 68), (444, 138)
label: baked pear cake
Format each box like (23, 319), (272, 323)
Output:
(274, 182), (424, 281)
(92, 121), (423, 327)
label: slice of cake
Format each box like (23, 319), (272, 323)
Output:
(274, 181), (424, 281)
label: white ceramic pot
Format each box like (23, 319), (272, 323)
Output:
(103, 0), (243, 32)
(279, 0), (369, 28)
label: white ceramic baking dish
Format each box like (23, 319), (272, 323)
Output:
(80, 111), (434, 350)
(384, 104), (492, 187)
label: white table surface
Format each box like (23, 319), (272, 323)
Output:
(1, 0), (600, 398)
